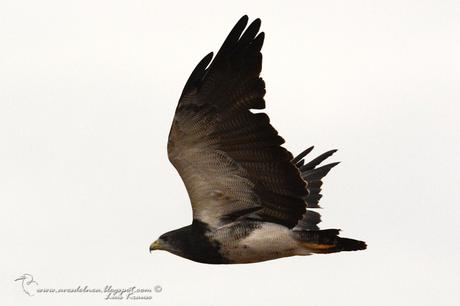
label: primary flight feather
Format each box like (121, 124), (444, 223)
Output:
(150, 16), (366, 264)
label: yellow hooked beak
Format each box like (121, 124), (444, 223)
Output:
(149, 240), (162, 252)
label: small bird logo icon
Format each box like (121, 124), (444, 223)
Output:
(14, 273), (38, 296)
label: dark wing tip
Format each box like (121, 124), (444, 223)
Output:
(292, 146), (315, 164)
(227, 15), (249, 42)
(328, 161), (340, 168)
(300, 149), (338, 172)
(254, 32), (265, 46)
(181, 52), (214, 95)
(238, 18), (262, 46)
(205, 51), (214, 60)
(249, 18), (262, 33)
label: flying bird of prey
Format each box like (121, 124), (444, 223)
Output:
(150, 16), (366, 264)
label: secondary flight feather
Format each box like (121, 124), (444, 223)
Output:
(150, 16), (366, 264)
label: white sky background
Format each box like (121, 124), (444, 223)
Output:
(1, 0), (459, 305)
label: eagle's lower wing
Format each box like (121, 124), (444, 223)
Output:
(168, 16), (307, 228)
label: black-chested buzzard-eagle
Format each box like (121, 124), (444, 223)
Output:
(149, 16), (366, 264)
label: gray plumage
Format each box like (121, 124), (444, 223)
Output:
(149, 16), (366, 264)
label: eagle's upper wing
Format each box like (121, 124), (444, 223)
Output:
(168, 16), (308, 229)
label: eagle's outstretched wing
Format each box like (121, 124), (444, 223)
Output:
(168, 16), (309, 229)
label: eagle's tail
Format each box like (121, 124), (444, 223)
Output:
(294, 229), (367, 253)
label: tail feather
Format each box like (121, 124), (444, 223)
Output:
(295, 229), (367, 253)
(335, 237), (367, 252)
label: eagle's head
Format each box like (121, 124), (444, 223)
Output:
(149, 222), (226, 264)
(149, 227), (190, 257)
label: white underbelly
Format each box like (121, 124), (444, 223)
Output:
(218, 222), (311, 263)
